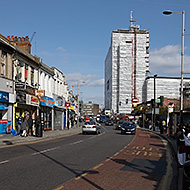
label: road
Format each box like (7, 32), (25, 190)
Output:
(0, 124), (177, 190)
(0, 124), (135, 190)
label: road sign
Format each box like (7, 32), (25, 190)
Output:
(132, 98), (139, 104)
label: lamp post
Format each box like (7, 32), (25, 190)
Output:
(163, 10), (185, 115)
(77, 81), (85, 128)
(153, 74), (157, 131)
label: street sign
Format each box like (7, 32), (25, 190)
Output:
(132, 98), (139, 104)
(65, 102), (71, 107)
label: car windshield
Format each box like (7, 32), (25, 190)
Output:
(122, 122), (134, 127)
(85, 121), (96, 125)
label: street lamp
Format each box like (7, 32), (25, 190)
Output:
(77, 81), (85, 128)
(153, 74), (157, 131)
(163, 10), (185, 114)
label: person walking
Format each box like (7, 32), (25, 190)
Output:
(21, 116), (29, 137)
(183, 125), (190, 161)
(176, 125), (186, 166)
(16, 116), (23, 135)
(27, 114), (33, 136)
(35, 116), (41, 137)
(67, 118), (70, 130)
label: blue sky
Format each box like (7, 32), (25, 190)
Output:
(2, 0), (190, 106)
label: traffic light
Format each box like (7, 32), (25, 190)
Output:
(151, 99), (155, 107)
(160, 96), (164, 106)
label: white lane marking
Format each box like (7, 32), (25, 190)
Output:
(70, 140), (83, 145)
(0, 160), (9, 165)
(32, 147), (59, 155)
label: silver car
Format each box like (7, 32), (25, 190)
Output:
(82, 121), (101, 134)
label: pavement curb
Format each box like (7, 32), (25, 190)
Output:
(138, 127), (179, 190)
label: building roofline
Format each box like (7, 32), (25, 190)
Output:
(112, 29), (149, 34)
(146, 76), (190, 80)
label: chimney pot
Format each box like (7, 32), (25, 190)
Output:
(22, 37), (24, 41)
(7, 36), (11, 40)
(11, 35), (14, 41)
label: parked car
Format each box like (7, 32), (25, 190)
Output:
(121, 121), (136, 135)
(115, 120), (124, 130)
(82, 121), (101, 134)
(105, 119), (114, 126)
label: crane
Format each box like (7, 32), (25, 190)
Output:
(30, 32), (36, 43)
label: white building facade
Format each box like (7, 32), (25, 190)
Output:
(143, 76), (190, 102)
(105, 24), (149, 114)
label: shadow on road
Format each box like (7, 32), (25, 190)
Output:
(25, 145), (104, 190)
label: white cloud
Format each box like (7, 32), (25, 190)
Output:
(150, 45), (190, 76)
(65, 73), (100, 86)
(41, 51), (54, 56)
(88, 78), (105, 87)
(57, 47), (66, 52)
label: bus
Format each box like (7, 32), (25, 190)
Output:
(84, 115), (90, 122)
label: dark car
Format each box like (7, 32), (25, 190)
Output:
(105, 119), (113, 126)
(121, 121), (136, 135)
(115, 120), (124, 130)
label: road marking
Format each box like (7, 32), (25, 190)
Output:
(124, 146), (163, 157)
(114, 152), (119, 156)
(93, 163), (103, 169)
(54, 185), (64, 190)
(70, 140), (83, 145)
(0, 160), (9, 165)
(32, 147), (59, 155)
(75, 173), (87, 180)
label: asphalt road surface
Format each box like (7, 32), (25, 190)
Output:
(0, 124), (135, 190)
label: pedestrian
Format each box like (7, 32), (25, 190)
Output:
(148, 119), (152, 130)
(17, 116), (23, 135)
(176, 125), (186, 166)
(27, 114), (33, 136)
(35, 116), (41, 137)
(183, 125), (190, 161)
(71, 117), (74, 128)
(67, 118), (70, 130)
(21, 116), (29, 137)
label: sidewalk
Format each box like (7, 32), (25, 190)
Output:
(138, 126), (183, 190)
(0, 126), (82, 148)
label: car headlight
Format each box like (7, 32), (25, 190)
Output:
(131, 128), (135, 131)
(121, 127), (125, 130)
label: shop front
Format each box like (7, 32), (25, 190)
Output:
(54, 97), (65, 130)
(0, 91), (9, 133)
(15, 91), (39, 133)
(39, 96), (54, 131)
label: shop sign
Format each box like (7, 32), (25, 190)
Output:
(35, 90), (45, 97)
(55, 100), (63, 107)
(65, 102), (71, 107)
(169, 107), (174, 113)
(39, 96), (54, 107)
(69, 106), (74, 110)
(15, 82), (25, 89)
(0, 119), (8, 134)
(0, 103), (8, 110)
(26, 94), (39, 106)
(0, 91), (9, 103)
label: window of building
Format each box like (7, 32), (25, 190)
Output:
(25, 64), (28, 81)
(31, 67), (34, 86)
(1, 51), (6, 76)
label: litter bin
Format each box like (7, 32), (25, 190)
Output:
(182, 160), (190, 189)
